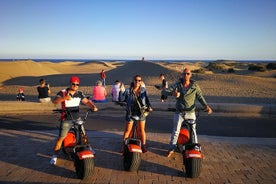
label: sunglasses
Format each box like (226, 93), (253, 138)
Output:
(135, 79), (142, 82)
(71, 83), (79, 86)
(182, 73), (191, 76)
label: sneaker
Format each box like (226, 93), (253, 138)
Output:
(194, 145), (201, 151)
(167, 150), (174, 157)
(50, 155), (57, 165)
(142, 144), (148, 153)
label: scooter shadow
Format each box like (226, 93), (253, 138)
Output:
(0, 129), (77, 179)
(90, 131), (183, 177)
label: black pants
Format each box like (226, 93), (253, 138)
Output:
(161, 94), (167, 100)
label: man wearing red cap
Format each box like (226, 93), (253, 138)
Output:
(50, 76), (98, 165)
(162, 68), (212, 157)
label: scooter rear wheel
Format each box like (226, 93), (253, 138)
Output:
(74, 157), (94, 179)
(123, 148), (141, 172)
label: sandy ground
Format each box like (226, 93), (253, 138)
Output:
(0, 60), (275, 104)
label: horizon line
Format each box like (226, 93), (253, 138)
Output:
(0, 58), (275, 62)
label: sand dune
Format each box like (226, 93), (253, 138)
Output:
(0, 60), (275, 105)
(0, 60), (60, 82)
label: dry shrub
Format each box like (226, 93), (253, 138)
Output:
(266, 63), (276, 70)
(248, 64), (267, 72)
(227, 68), (235, 73)
(206, 62), (224, 71)
(192, 68), (205, 74)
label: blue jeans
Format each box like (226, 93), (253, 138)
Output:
(92, 99), (108, 103)
(58, 120), (73, 138)
(102, 79), (106, 86)
(169, 113), (197, 150)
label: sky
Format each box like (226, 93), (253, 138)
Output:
(0, 0), (276, 60)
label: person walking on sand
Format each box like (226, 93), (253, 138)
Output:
(122, 75), (153, 153)
(37, 78), (51, 103)
(100, 69), (106, 86)
(50, 76), (98, 165)
(161, 68), (212, 157)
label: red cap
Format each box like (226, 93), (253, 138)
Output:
(70, 76), (80, 83)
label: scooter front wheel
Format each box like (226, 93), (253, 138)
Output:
(74, 157), (94, 179)
(184, 157), (202, 178)
(123, 148), (141, 172)
(183, 144), (203, 178)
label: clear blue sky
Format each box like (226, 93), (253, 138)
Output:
(1, 0), (276, 60)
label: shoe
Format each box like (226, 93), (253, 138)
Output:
(83, 135), (88, 144)
(50, 155), (57, 165)
(167, 150), (174, 157)
(142, 144), (148, 153)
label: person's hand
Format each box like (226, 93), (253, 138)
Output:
(148, 107), (153, 112)
(172, 88), (180, 98)
(93, 107), (98, 112)
(205, 105), (213, 114)
(64, 93), (72, 100)
(65, 89), (75, 100)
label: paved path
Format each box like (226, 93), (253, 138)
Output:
(0, 101), (275, 183)
(0, 130), (275, 184)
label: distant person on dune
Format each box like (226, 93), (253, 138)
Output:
(92, 80), (108, 103)
(100, 69), (106, 87)
(111, 80), (125, 102)
(37, 79), (51, 103)
(16, 88), (25, 101)
(155, 73), (168, 102)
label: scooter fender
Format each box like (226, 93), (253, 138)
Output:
(185, 149), (203, 159)
(76, 149), (95, 160)
(127, 144), (142, 153)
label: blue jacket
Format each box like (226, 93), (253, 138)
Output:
(125, 86), (151, 116)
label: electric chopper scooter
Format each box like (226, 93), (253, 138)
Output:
(177, 108), (204, 178)
(54, 109), (95, 179)
(122, 115), (143, 172)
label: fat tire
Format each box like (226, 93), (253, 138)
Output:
(74, 157), (94, 179)
(184, 157), (202, 178)
(123, 149), (141, 172)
